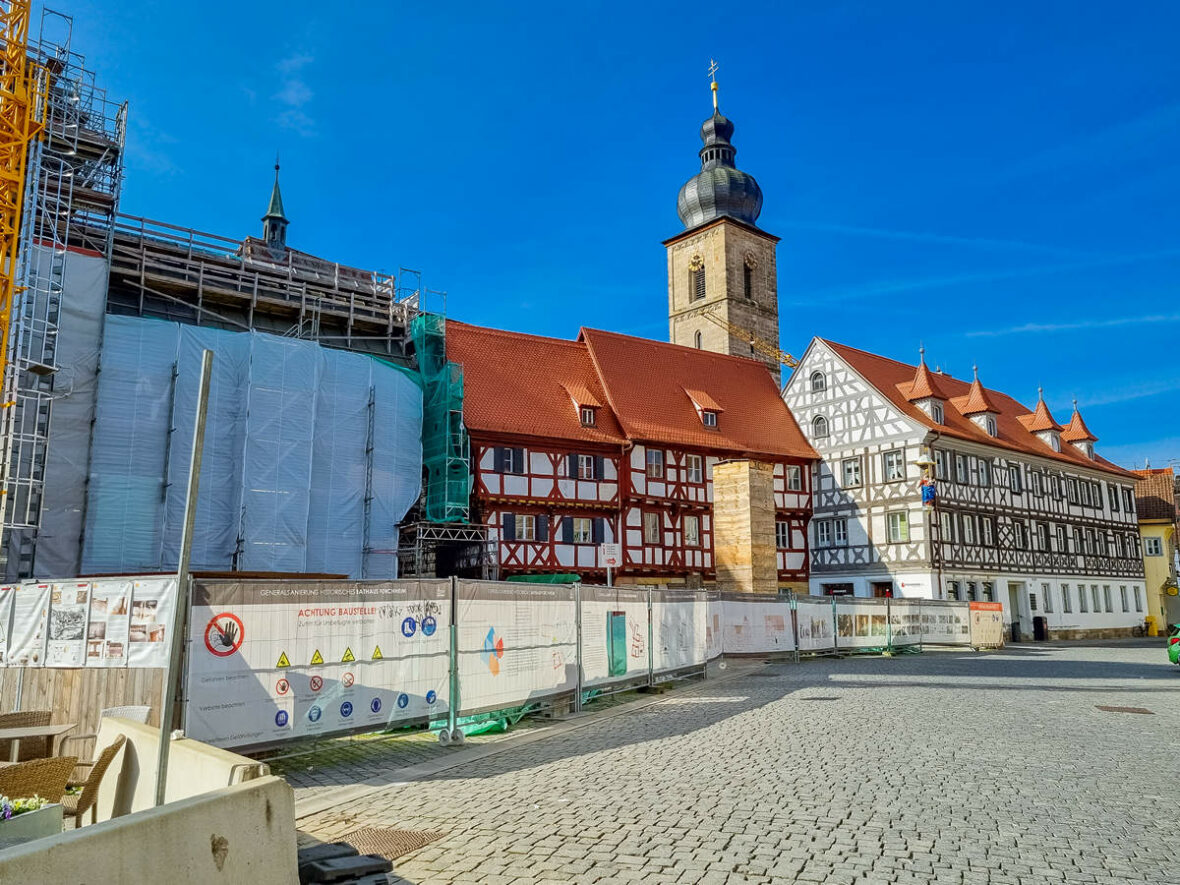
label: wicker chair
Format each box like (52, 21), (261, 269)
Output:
(61, 734), (125, 827)
(0, 710), (53, 762)
(61, 705), (150, 767)
(0, 755), (77, 803)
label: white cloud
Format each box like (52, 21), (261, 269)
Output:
(966, 313), (1180, 339)
(273, 52), (316, 137)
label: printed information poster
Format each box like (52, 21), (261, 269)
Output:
(969, 601), (1005, 648)
(0, 586), (15, 665)
(918, 602), (972, 645)
(721, 596), (796, 655)
(46, 582), (91, 666)
(8, 583), (51, 666)
(185, 580), (452, 749)
(126, 578), (174, 668)
(86, 580), (132, 667)
(796, 598), (835, 652)
(580, 586), (649, 687)
(650, 590), (708, 673)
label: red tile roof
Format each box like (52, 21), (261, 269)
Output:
(1132, 467), (1176, 522)
(582, 329), (815, 458)
(1061, 406), (1097, 442)
(905, 360), (947, 401)
(446, 320), (814, 460)
(955, 372), (1000, 416)
(446, 321), (625, 445)
(822, 339), (1135, 478)
(1019, 393), (1062, 433)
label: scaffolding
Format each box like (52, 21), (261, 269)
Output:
(412, 312), (471, 524)
(0, 8), (124, 578)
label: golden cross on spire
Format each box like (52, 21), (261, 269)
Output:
(708, 58), (719, 111)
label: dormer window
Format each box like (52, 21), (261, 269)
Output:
(684, 387), (723, 430)
(931, 401), (944, 424)
(701, 410), (718, 428)
(580, 406), (597, 427)
(985, 416), (997, 437)
(1050, 434), (1060, 452)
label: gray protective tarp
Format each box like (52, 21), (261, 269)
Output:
(77, 315), (422, 578)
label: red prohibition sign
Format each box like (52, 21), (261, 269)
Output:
(276, 678), (290, 696)
(204, 613), (245, 657)
(309, 675), (323, 692)
(342, 672), (355, 688)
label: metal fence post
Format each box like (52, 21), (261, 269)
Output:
(885, 595), (893, 653)
(831, 594), (839, 656)
(573, 583), (583, 712)
(790, 591), (800, 663)
(445, 575), (460, 745)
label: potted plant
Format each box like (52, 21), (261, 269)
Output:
(0, 794), (63, 847)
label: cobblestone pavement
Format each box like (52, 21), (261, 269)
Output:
(298, 643), (1180, 884)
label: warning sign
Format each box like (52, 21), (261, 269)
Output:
(275, 677), (290, 696)
(203, 613), (245, 657)
(276, 651), (290, 668)
(309, 674), (323, 693)
(371, 645), (383, 661)
(341, 646), (355, 663)
(310, 649), (324, 665)
(342, 672), (355, 688)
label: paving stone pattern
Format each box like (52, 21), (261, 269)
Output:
(299, 644), (1180, 884)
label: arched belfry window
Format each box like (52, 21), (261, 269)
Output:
(694, 330), (702, 349)
(812, 415), (829, 438)
(689, 255), (705, 301)
(810, 371), (826, 393)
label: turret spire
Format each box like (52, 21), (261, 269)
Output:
(262, 154), (288, 250)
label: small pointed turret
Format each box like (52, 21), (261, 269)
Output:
(262, 156), (288, 250)
(1024, 387), (1062, 432)
(959, 365), (1000, 415)
(1061, 398), (1098, 443)
(906, 346), (947, 401)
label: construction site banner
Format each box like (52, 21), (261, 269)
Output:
(796, 597), (836, 653)
(651, 589), (709, 674)
(705, 592), (722, 660)
(579, 585), (650, 688)
(1, 577), (174, 669)
(969, 601), (1005, 648)
(918, 600), (973, 645)
(720, 594), (795, 655)
(455, 580), (577, 716)
(0, 586), (13, 664)
(886, 599), (923, 647)
(834, 597), (890, 650)
(184, 579), (451, 749)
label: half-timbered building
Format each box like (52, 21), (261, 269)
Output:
(447, 321), (815, 588)
(783, 338), (1146, 639)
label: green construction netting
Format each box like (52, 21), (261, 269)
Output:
(505, 573), (581, 584)
(412, 314), (470, 523)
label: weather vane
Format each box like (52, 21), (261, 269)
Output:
(708, 59), (719, 111)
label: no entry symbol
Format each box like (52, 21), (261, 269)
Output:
(275, 678), (290, 696)
(342, 672), (355, 688)
(309, 675), (323, 693)
(203, 613), (244, 657)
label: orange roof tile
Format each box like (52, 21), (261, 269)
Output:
(446, 322), (625, 445)
(1132, 467), (1176, 521)
(822, 339), (1135, 478)
(561, 382), (602, 408)
(954, 370), (1000, 416)
(581, 329), (816, 459)
(683, 388), (724, 412)
(905, 360), (947, 401)
(1061, 405), (1097, 442)
(1020, 392), (1062, 433)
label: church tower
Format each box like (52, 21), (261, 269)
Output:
(665, 70), (781, 379)
(261, 158), (289, 253)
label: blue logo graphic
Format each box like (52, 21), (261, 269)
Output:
(422, 615), (437, 637)
(426, 690), (437, 705)
(370, 697), (382, 714)
(340, 701), (353, 718)
(401, 617), (417, 637)
(275, 710), (289, 727)
(397, 693), (409, 709)
(308, 705), (322, 723)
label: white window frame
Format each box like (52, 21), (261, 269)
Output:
(643, 511), (661, 545)
(1119, 585), (1128, 612)
(887, 511), (910, 543)
(978, 460), (990, 487)
(775, 521), (789, 549)
(577, 454), (596, 480)
(1090, 584), (1100, 612)
(685, 454), (704, 484)
(841, 458), (861, 488)
(812, 415), (829, 438)
(931, 401), (944, 424)
(683, 515), (700, 547)
(579, 406), (596, 426)
(646, 449), (664, 479)
(985, 415), (997, 437)
(1062, 584), (1072, 613)
(810, 371), (826, 393)
(883, 450), (906, 482)
(955, 454), (967, 484)
(833, 518), (848, 546)
(962, 514), (976, 545)
(1133, 586), (1143, 612)
(816, 520), (832, 548)
(701, 410), (718, 428)
(571, 517), (593, 544)
(515, 514), (536, 542)
(981, 517), (994, 546)
(1145, 537), (1163, 556)
(786, 465), (802, 491)
(1042, 582), (1053, 613)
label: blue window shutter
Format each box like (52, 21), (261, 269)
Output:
(536, 515), (549, 542)
(502, 513), (516, 541)
(561, 517), (574, 542)
(513, 448), (525, 474)
(568, 454), (578, 477)
(594, 456), (605, 479)
(592, 518), (605, 544)
(493, 448), (505, 473)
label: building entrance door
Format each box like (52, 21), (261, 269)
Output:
(1007, 581), (1026, 641)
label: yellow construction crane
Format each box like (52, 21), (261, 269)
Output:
(699, 307), (799, 368)
(0, 0), (44, 407)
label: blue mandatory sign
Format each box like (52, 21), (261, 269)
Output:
(340, 701), (353, 719)
(275, 710), (289, 727)
(307, 705), (322, 723)
(397, 693), (409, 709)
(401, 617), (417, 638)
(422, 615), (437, 637)
(426, 690), (437, 705)
(370, 697), (382, 714)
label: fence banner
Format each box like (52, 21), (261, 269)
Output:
(7, 583), (51, 666)
(455, 580), (577, 716)
(579, 585), (650, 688)
(969, 601), (1005, 648)
(720, 594), (795, 654)
(651, 589), (708, 673)
(919, 600), (973, 645)
(834, 597), (889, 650)
(0, 586), (13, 664)
(705, 592), (722, 660)
(796, 597), (836, 652)
(887, 599), (922, 647)
(185, 579), (451, 749)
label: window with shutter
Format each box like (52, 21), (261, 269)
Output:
(561, 516), (574, 543)
(534, 515), (548, 542)
(592, 518), (605, 544)
(502, 513), (516, 541)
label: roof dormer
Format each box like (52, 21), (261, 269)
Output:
(684, 387), (723, 428)
(953, 365), (1000, 437)
(562, 382), (602, 428)
(1061, 399), (1098, 460)
(1018, 388), (1063, 451)
(904, 346), (947, 424)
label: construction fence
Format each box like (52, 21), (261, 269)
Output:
(0, 577), (1004, 753)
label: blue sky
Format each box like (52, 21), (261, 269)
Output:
(64, 1), (1180, 468)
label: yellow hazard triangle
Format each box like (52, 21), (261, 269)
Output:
(341, 646), (355, 663)
(310, 649), (324, 665)
(371, 645), (383, 661)
(276, 651), (291, 668)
